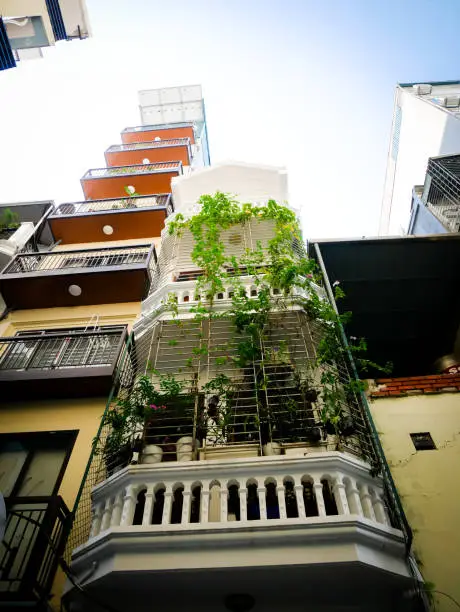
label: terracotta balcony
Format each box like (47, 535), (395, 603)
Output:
(121, 123), (195, 145)
(81, 162), (182, 200)
(105, 139), (192, 168)
(49, 195), (172, 244)
(0, 244), (157, 309)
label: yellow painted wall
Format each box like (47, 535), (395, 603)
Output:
(0, 301), (141, 336)
(370, 393), (460, 612)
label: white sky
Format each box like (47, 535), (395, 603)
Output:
(0, 0), (457, 239)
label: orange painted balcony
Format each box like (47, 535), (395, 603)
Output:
(81, 162), (182, 200)
(105, 138), (191, 168)
(121, 123), (195, 145)
(48, 195), (173, 245)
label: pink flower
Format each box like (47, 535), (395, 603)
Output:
(306, 274), (313, 279)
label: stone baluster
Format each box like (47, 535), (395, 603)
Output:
(209, 483), (221, 522)
(333, 476), (350, 516)
(110, 492), (124, 527)
(162, 487), (173, 525)
(239, 486), (248, 521)
(90, 503), (103, 538)
(220, 487), (228, 522)
(200, 487), (210, 523)
(120, 485), (137, 526)
(182, 486), (192, 525)
(142, 485), (155, 526)
(313, 479), (327, 517)
(257, 487), (267, 520)
(276, 484), (287, 519)
(100, 497), (113, 532)
(294, 484), (306, 519)
(373, 493), (390, 525)
(359, 484), (376, 521)
(345, 477), (364, 516)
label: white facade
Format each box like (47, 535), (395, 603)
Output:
(171, 161), (288, 211)
(379, 81), (460, 235)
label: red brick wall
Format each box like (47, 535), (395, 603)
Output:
(370, 374), (460, 398)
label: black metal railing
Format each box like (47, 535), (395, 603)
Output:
(1, 244), (156, 276)
(50, 194), (173, 217)
(0, 496), (71, 604)
(0, 328), (127, 372)
(45, 0), (67, 41)
(424, 154), (460, 231)
(82, 162), (182, 180)
(0, 17), (16, 71)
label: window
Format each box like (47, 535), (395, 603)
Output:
(410, 432), (436, 451)
(0, 326), (125, 371)
(0, 431), (77, 498)
(391, 105), (402, 161)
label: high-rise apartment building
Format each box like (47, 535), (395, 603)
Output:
(0, 84), (207, 611)
(0, 0), (91, 70)
(379, 80), (460, 236)
(408, 154), (460, 235)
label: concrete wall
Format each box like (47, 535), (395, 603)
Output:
(369, 392), (460, 611)
(380, 84), (460, 236)
(0, 0), (55, 45)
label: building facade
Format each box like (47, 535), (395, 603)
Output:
(310, 235), (460, 612)
(379, 81), (460, 236)
(0, 0), (91, 70)
(408, 154), (460, 235)
(0, 85), (207, 610)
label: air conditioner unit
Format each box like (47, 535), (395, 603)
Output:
(412, 84), (432, 95)
(444, 95), (460, 108)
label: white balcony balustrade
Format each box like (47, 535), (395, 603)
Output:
(87, 453), (392, 540)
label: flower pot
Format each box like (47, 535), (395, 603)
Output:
(304, 388), (319, 402)
(306, 426), (322, 442)
(176, 436), (194, 462)
(141, 444), (163, 464)
(340, 416), (356, 437)
(262, 442), (282, 456)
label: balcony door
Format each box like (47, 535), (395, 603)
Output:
(0, 431), (76, 598)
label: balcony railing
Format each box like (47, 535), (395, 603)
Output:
(87, 453), (394, 540)
(122, 122), (194, 135)
(0, 328), (126, 372)
(424, 154), (460, 232)
(51, 194), (173, 217)
(1, 244), (156, 276)
(82, 161), (182, 180)
(0, 496), (71, 605)
(106, 138), (191, 153)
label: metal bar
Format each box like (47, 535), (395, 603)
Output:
(106, 138), (191, 153)
(51, 194), (171, 218)
(122, 122), (194, 133)
(82, 161), (182, 180)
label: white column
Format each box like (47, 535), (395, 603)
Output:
(373, 493), (390, 525)
(100, 497), (113, 532)
(346, 478), (364, 516)
(182, 487), (192, 525)
(333, 477), (350, 516)
(142, 485), (155, 526)
(276, 485), (287, 519)
(294, 484), (306, 519)
(201, 487), (210, 523)
(162, 489), (173, 525)
(360, 485), (376, 521)
(120, 485), (137, 526)
(239, 487), (248, 521)
(220, 488), (228, 522)
(209, 484), (221, 522)
(313, 480), (326, 517)
(90, 503), (103, 538)
(110, 492), (124, 527)
(257, 487), (267, 520)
